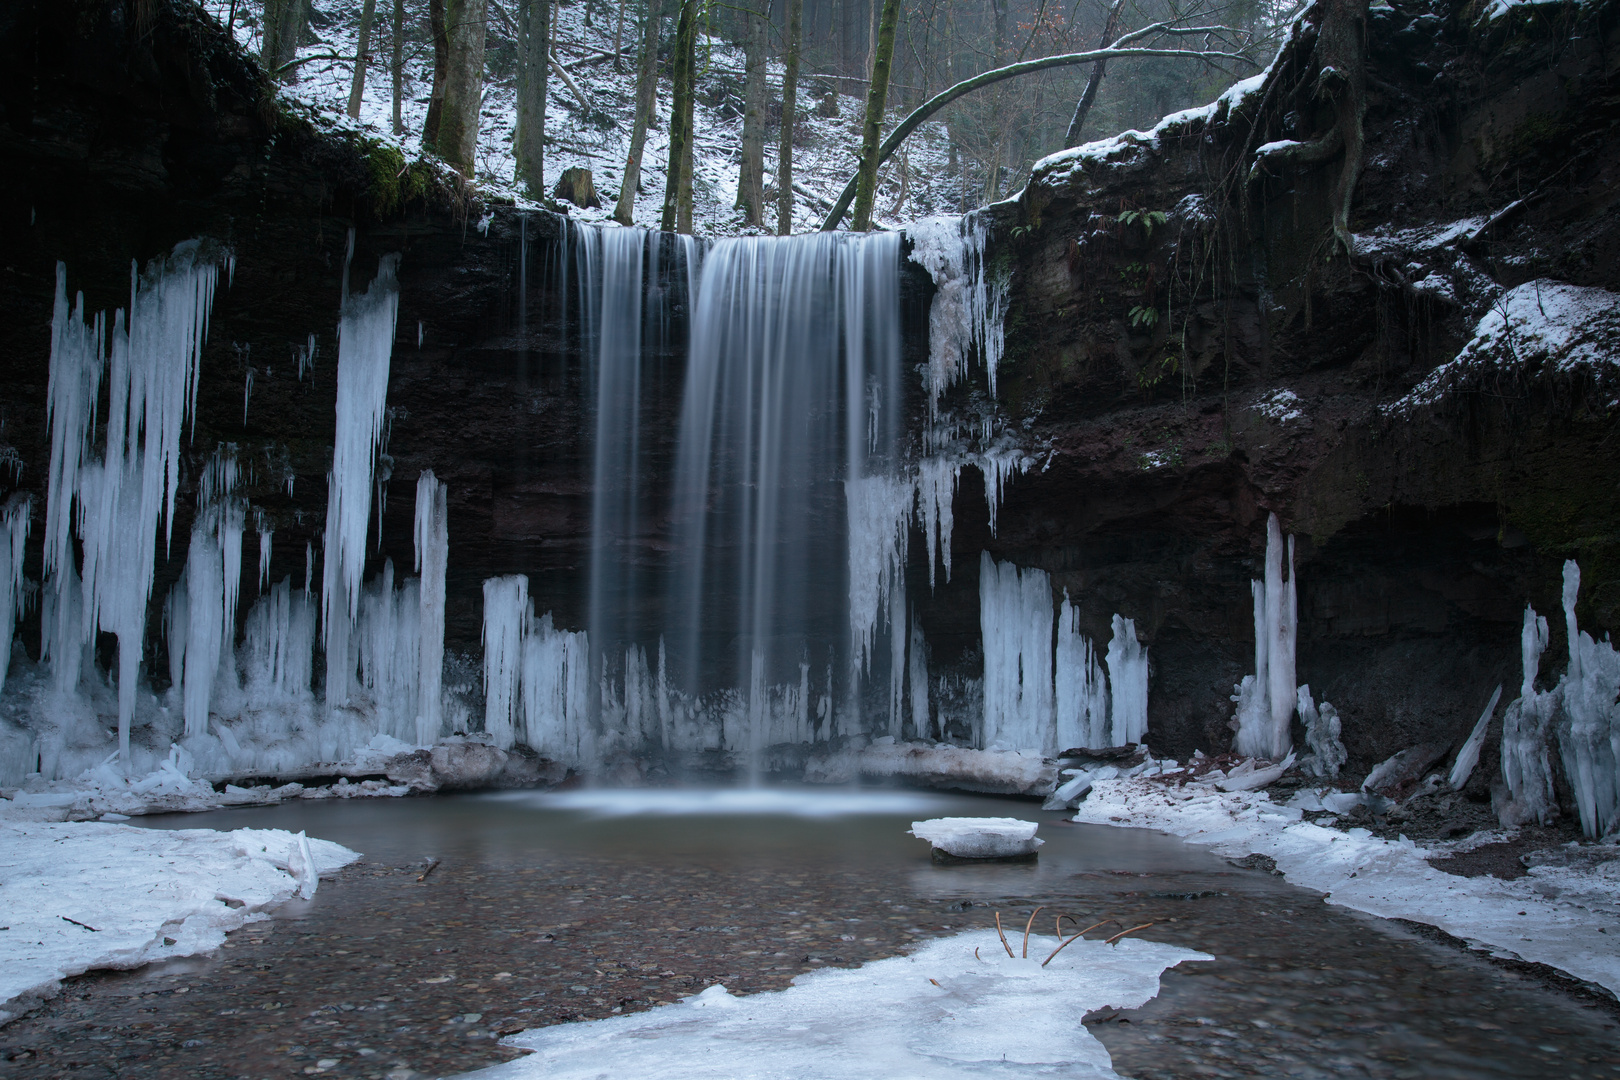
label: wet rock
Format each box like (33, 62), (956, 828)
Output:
(384, 750), (439, 793)
(1361, 743), (1451, 800)
(429, 739), (509, 789)
(492, 745), (567, 789)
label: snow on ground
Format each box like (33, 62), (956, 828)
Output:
(1073, 777), (1620, 995)
(231, 0), (972, 234)
(1388, 278), (1620, 412)
(460, 928), (1209, 1079)
(0, 820), (358, 1015)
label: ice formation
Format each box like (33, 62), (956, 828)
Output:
(1503, 561), (1620, 835)
(482, 575), (529, 749)
(905, 213), (1009, 410)
(979, 553), (1054, 753)
(908, 816), (1043, 859)
(1233, 513), (1298, 760)
(520, 612), (593, 765)
(42, 242), (223, 762)
(321, 246), (401, 701)
(1295, 684), (1346, 779)
(1448, 684), (1502, 790)
(413, 470), (449, 745)
(1105, 615), (1149, 747)
(1055, 590), (1109, 751)
(846, 474), (912, 675)
(0, 495), (30, 694)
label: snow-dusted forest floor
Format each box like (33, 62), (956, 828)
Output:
(228, 0), (978, 234)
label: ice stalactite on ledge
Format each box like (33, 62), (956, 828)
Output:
(414, 470), (449, 746)
(1233, 513), (1304, 761)
(1105, 615), (1149, 747)
(42, 241), (224, 765)
(1500, 560), (1620, 837)
(322, 238), (401, 711)
(904, 212), (1009, 412)
(0, 495), (30, 695)
(482, 575), (529, 750)
(1055, 590), (1109, 752)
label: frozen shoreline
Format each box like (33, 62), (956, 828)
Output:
(0, 820), (358, 1018)
(1074, 777), (1620, 996)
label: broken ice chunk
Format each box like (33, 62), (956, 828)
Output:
(909, 817), (1043, 861)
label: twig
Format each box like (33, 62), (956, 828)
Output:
(417, 858), (441, 882)
(60, 915), (100, 932)
(1021, 906), (1047, 958)
(1104, 922), (1154, 945)
(1041, 920), (1113, 967)
(994, 912), (1015, 958)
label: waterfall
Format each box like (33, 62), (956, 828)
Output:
(667, 231), (904, 754)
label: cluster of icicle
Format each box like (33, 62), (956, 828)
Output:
(905, 213), (1009, 414)
(978, 552), (1148, 756)
(1230, 513), (1345, 775)
(1499, 560), (1620, 838)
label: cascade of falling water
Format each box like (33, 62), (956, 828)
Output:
(667, 232), (904, 765)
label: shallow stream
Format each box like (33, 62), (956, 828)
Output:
(0, 789), (1615, 1079)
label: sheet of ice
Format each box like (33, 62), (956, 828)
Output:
(482, 575), (529, 750)
(0, 819), (358, 1012)
(1104, 615), (1149, 746)
(413, 470), (449, 745)
(910, 816), (1042, 858)
(1075, 778), (1620, 994)
(463, 929), (1209, 1080)
(846, 474), (912, 676)
(979, 553), (1054, 754)
(1450, 684), (1502, 790)
(492, 787), (954, 818)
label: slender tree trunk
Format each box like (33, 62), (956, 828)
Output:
(423, 0), (450, 150)
(391, 0), (404, 133)
(615, 0), (663, 226)
(661, 0), (700, 233)
(612, 0), (628, 70)
(347, 0), (378, 118)
(850, 0), (900, 231)
(775, 0), (802, 234)
(261, 0), (309, 82)
(516, 0), (551, 198)
(735, 3), (768, 226)
(437, 0), (489, 175)
(1064, 0), (1123, 147)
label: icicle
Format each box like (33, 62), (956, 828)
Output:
(304, 541), (314, 596)
(414, 471), (449, 745)
(905, 212), (1010, 409)
(888, 583), (907, 739)
(0, 495), (30, 694)
(322, 253), (401, 697)
(914, 458), (958, 587)
(1233, 513), (1297, 759)
(1551, 561), (1620, 837)
(1055, 590), (1109, 752)
(908, 617), (930, 741)
(1500, 603), (1557, 826)
(1105, 615), (1149, 746)
(164, 568), (188, 697)
(243, 367), (253, 423)
(846, 475), (912, 676)
(257, 524), (273, 593)
(979, 552), (1055, 752)
(1297, 684), (1346, 779)
(979, 448), (1024, 537)
(182, 526), (225, 738)
(482, 575), (528, 749)
(1449, 685), (1502, 790)
(521, 611), (591, 765)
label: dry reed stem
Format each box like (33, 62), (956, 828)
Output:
(1040, 920), (1115, 967)
(994, 912), (1015, 958)
(1021, 906), (1047, 957)
(1104, 922), (1155, 944)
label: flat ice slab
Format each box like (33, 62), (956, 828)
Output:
(0, 821), (359, 1013)
(461, 929), (1209, 1080)
(910, 816), (1044, 859)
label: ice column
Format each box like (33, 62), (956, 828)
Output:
(1552, 561), (1620, 837)
(482, 575), (528, 749)
(1054, 591), (1109, 751)
(322, 250), (401, 706)
(1105, 615), (1149, 746)
(240, 578), (316, 702)
(521, 613), (592, 765)
(1233, 513), (1298, 759)
(908, 618), (931, 740)
(357, 559), (422, 741)
(979, 552), (1055, 752)
(414, 470), (448, 744)
(0, 495), (30, 694)
(182, 527), (225, 737)
(1499, 603), (1558, 825)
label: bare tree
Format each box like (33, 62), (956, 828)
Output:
(736, 2), (769, 226)
(851, 0), (901, 231)
(435, 0), (489, 175)
(347, 0), (378, 118)
(1064, 0), (1125, 146)
(516, 0), (551, 198)
(615, 0), (664, 225)
(423, 0), (450, 150)
(261, 0), (309, 81)
(391, 0), (405, 134)
(776, 0), (803, 234)
(661, 0), (700, 233)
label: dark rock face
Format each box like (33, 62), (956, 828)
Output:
(2, 0), (1617, 804)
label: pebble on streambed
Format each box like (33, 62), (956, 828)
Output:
(909, 816), (1043, 863)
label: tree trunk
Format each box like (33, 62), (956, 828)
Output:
(515, 0), (551, 198)
(261, 0), (309, 82)
(1317, 0), (1370, 249)
(423, 0), (450, 151)
(615, 0), (663, 226)
(775, 0), (802, 234)
(347, 0), (378, 119)
(1063, 0), (1124, 147)
(735, 2), (768, 226)
(612, 0), (628, 70)
(661, 0), (700, 233)
(850, 0), (900, 231)
(391, 0), (404, 133)
(436, 0), (489, 175)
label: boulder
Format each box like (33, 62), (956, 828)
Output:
(429, 739), (510, 789)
